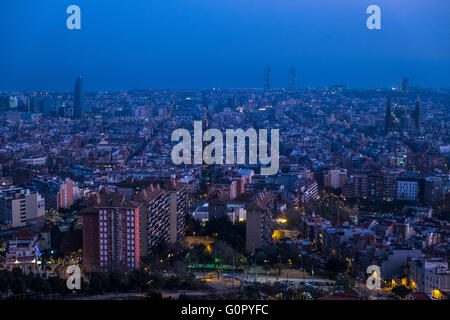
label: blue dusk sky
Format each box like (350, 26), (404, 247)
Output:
(0, 0), (449, 91)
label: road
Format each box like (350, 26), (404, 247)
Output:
(195, 271), (335, 290)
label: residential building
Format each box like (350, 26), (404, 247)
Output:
(5, 231), (41, 274)
(0, 186), (45, 229)
(324, 169), (347, 189)
(407, 257), (450, 296)
(32, 176), (76, 209)
(245, 190), (274, 253)
(82, 189), (141, 272)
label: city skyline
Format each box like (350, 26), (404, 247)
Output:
(1, 73), (448, 93)
(0, 0), (449, 305)
(1, 77), (449, 302)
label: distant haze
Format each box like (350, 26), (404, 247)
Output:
(0, 0), (449, 91)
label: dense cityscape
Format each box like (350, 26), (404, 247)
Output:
(0, 71), (449, 301)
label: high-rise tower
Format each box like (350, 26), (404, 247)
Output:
(385, 96), (392, 133)
(288, 66), (296, 90)
(415, 95), (421, 131)
(402, 77), (409, 93)
(73, 76), (85, 118)
(264, 66), (271, 91)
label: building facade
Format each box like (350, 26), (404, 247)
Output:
(82, 189), (141, 272)
(0, 186), (45, 229)
(5, 231), (41, 274)
(32, 176), (75, 209)
(324, 169), (347, 189)
(245, 190), (274, 253)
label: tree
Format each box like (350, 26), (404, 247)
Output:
(108, 272), (128, 292)
(0, 270), (13, 296)
(212, 240), (236, 265)
(173, 260), (187, 278)
(392, 285), (411, 298)
(212, 240), (244, 279)
(189, 243), (210, 264)
(88, 272), (108, 294)
(128, 269), (151, 292)
(146, 289), (163, 300)
(185, 214), (202, 236)
(285, 208), (303, 230)
(11, 277), (26, 295)
(325, 257), (347, 275)
(164, 276), (182, 290)
(254, 250), (267, 265)
(148, 273), (165, 290)
(28, 275), (51, 294)
(204, 217), (245, 251)
(47, 276), (67, 294)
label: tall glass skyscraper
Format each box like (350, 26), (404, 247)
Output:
(73, 76), (85, 118)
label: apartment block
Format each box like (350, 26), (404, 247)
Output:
(324, 169), (347, 189)
(137, 184), (170, 256)
(5, 231), (41, 274)
(32, 176), (76, 209)
(245, 190), (274, 253)
(82, 189), (141, 272)
(0, 186), (45, 229)
(408, 257), (450, 296)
